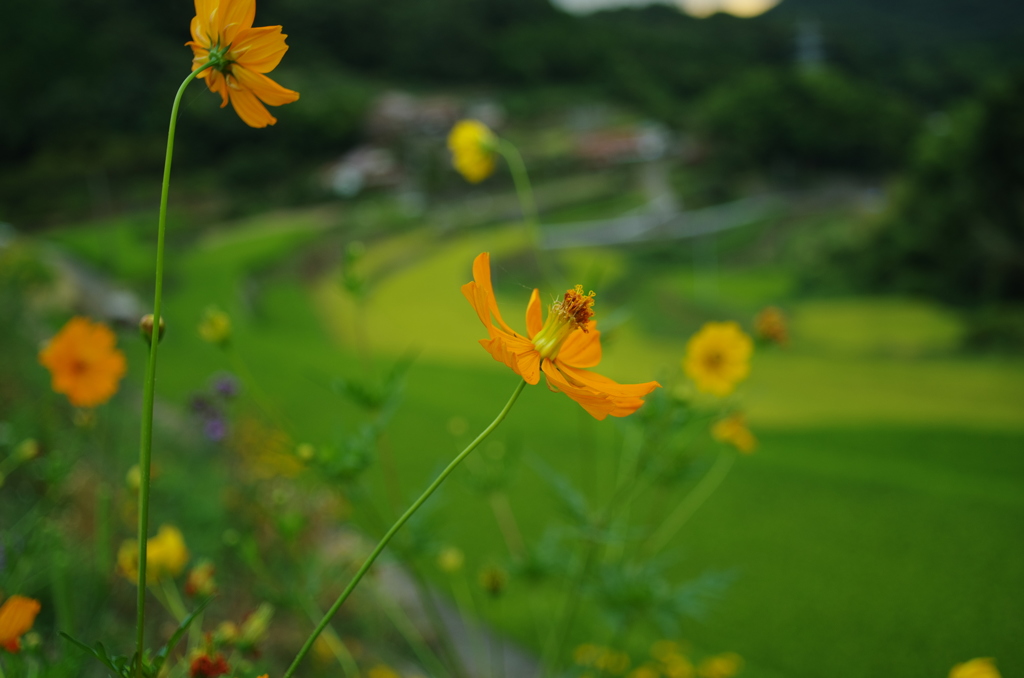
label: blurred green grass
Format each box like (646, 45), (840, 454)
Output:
(42, 209), (1024, 677)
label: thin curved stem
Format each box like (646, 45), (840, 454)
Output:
(282, 379), (528, 678)
(135, 63), (212, 677)
(497, 140), (555, 283)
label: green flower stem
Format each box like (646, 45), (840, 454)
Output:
(135, 62), (212, 677)
(496, 140), (555, 282)
(158, 578), (189, 622)
(488, 490), (526, 559)
(95, 484), (112, 575)
(643, 449), (736, 557)
(283, 379), (528, 678)
(496, 140), (537, 225)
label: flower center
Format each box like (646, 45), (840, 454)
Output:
(703, 350), (724, 371)
(533, 285), (596, 360)
(206, 43), (234, 73)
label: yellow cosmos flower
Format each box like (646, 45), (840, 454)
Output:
(463, 252), (660, 420)
(697, 652), (743, 678)
(664, 654), (696, 678)
(38, 316), (127, 408)
(628, 665), (661, 678)
(0, 595), (41, 653)
(118, 524), (190, 584)
(187, 0), (300, 128)
(950, 658), (1001, 678)
(683, 321), (753, 397)
(712, 413), (757, 453)
(448, 120), (498, 183)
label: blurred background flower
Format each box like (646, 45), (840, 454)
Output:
(38, 316), (127, 408)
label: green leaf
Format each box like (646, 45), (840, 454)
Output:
(151, 596), (215, 674)
(59, 633), (129, 677)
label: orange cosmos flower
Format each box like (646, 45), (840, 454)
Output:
(0, 595), (41, 653)
(38, 317), (127, 408)
(463, 252), (660, 420)
(187, 0), (300, 128)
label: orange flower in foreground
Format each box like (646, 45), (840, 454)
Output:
(38, 317), (127, 408)
(0, 595), (41, 653)
(187, 0), (300, 128)
(463, 252), (660, 420)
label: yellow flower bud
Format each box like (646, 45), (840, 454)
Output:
(14, 439), (40, 461)
(198, 306), (232, 346)
(437, 547), (464, 574)
(185, 560), (217, 597)
(238, 603), (274, 649)
(478, 565), (508, 598)
(139, 314), (166, 345)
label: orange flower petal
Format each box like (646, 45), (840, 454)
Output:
(461, 280), (492, 328)
(202, 70), (231, 107)
(515, 349), (542, 385)
(231, 66), (299, 106)
(480, 331), (539, 385)
(216, 0), (256, 45)
(192, 0), (217, 44)
(232, 25), (290, 73)
(525, 288), (543, 339)
(541, 362), (644, 420)
(557, 362), (660, 399)
(0, 596), (41, 645)
(226, 77), (277, 127)
(556, 322), (602, 368)
(471, 253), (516, 335)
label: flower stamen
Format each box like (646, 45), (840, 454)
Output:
(533, 285), (596, 360)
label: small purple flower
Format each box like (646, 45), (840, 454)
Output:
(189, 394), (217, 417)
(211, 373), (240, 400)
(203, 417), (228, 442)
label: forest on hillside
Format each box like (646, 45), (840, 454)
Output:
(3, 0), (1023, 304)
